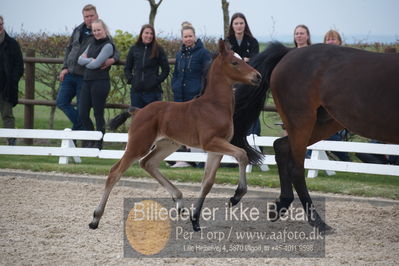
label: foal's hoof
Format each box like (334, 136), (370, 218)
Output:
(88, 222), (99, 230)
(190, 217), (201, 232)
(229, 197), (240, 207)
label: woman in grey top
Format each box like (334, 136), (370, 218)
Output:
(78, 19), (114, 149)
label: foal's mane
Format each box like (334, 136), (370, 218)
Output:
(197, 52), (218, 97)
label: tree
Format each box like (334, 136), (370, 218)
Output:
(221, 0), (230, 38)
(146, 0), (164, 27)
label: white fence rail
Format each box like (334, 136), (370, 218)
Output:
(0, 128), (398, 177)
(0, 128), (102, 164)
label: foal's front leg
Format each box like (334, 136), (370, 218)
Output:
(191, 152), (222, 231)
(204, 139), (249, 206)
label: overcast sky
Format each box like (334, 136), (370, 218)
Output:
(2, 0), (399, 43)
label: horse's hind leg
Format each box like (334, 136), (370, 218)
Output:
(292, 120), (342, 232)
(191, 152), (223, 231)
(270, 136), (295, 221)
(139, 139), (183, 210)
(89, 150), (141, 229)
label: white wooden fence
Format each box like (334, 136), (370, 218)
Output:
(0, 128), (102, 164)
(0, 128), (398, 177)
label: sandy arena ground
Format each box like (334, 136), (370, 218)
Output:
(0, 169), (398, 265)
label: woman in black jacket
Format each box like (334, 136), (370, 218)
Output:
(227, 12), (261, 136)
(124, 24), (170, 108)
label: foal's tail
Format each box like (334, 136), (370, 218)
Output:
(108, 106), (140, 131)
(231, 42), (291, 164)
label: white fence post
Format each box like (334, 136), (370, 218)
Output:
(307, 150), (336, 178)
(58, 128), (81, 165)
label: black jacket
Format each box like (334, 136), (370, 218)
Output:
(227, 34), (259, 59)
(0, 32), (24, 106)
(124, 42), (170, 92)
(84, 37), (114, 80)
(62, 23), (120, 76)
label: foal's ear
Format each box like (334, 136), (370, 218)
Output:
(218, 38), (230, 55)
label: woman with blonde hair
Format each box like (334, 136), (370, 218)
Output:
(172, 21), (211, 102)
(324, 29), (342, 45)
(78, 19), (115, 149)
(170, 22), (211, 167)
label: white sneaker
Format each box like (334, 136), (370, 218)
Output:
(171, 161), (191, 168)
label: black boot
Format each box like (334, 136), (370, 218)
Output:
(94, 139), (103, 150)
(82, 140), (94, 148)
(7, 138), (16, 146)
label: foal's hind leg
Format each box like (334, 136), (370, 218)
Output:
(139, 139), (183, 210)
(89, 150), (140, 229)
(191, 152), (222, 231)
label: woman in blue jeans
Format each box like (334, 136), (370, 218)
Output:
(124, 24), (170, 108)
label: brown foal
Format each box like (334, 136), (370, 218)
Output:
(89, 39), (261, 231)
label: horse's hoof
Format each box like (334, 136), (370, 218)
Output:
(88, 222), (98, 230)
(268, 212), (279, 222)
(268, 201), (289, 222)
(322, 224), (335, 235)
(229, 197), (240, 206)
(308, 215), (334, 234)
(316, 222), (334, 234)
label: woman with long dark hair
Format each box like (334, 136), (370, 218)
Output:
(227, 13), (260, 136)
(124, 24), (170, 108)
(227, 12), (259, 62)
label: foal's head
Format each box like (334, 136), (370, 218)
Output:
(217, 39), (261, 86)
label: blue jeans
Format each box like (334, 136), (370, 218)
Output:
(56, 73), (84, 130)
(131, 90), (162, 108)
(247, 118), (261, 136)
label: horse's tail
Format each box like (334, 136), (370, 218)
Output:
(108, 106), (140, 131)
(231, 42), (291, 164)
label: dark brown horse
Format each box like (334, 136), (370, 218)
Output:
(232, 42), (399, 231)
(89, 39), (261, 231)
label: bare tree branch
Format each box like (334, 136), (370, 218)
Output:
(146, 0), (164, 26)
(221, 0), (230, 38)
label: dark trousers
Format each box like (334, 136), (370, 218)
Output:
(79, 79), (110, 133)
(130, 89), (162, 108)
(0, 96), (15, 129)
